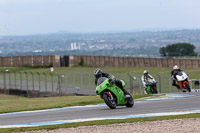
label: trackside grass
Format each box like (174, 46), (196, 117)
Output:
(1, 66), (200, 79)
(0, 94), (152, 113)
(1, 113), (200, 133)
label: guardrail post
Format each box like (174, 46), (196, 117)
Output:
(37, 72), (41, 92)
(157, 74), (162, 93)
(30, 72), (34, 91)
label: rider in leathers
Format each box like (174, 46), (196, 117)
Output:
(94, 68), (130, 99)
(141, 70), (156, 94)
(171, 65), (182, 89)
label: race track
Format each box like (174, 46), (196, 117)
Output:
(0, 92), (200, 128)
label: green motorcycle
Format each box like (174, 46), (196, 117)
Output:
(95, 77), (134, 109)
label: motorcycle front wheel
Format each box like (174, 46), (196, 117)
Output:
(103, 92), (117, 109)
(125, 95), (134, 108)
(184, 83), (191, 92)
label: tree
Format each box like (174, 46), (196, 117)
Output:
(159, 43), (197, 57)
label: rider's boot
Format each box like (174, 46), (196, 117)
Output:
(122, 88), (131, 100)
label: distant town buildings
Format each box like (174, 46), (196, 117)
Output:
(33, 50), (42, 53)
(71, 42), (80, 50)
(50, 49), (55, 52)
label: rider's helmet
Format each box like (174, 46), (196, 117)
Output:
(94, 68), (103, 78)
(173, 65), (180, 75)
(173, 65), (179, 70)
(143, 70), (148, 77)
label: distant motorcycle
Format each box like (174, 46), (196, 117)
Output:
(176, 71), (191, 92)
(145, 79), (158, 94)
(95, 77), (134, 109)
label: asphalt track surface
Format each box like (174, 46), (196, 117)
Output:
(0, 93), (200, 127)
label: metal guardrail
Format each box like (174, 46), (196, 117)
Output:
(189, 79), (200, 92)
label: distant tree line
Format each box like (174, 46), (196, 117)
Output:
(159, 43), (197, 57)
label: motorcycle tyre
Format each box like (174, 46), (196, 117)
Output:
(103, 93), (117, 109)
(152, 87), (158, 94)
(125, 96), (134, 108)
(185, 83), (191, 92)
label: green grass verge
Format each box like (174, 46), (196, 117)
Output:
(0, 67), (39, 73)
(0, 94), (152, 113)
(1, 113), (200, 133)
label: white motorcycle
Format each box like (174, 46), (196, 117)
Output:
(175, 71), (191, 92)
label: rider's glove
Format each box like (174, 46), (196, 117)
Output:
(108, 79), (115, 85)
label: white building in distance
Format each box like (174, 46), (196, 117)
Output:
(71, 42), (80, 50)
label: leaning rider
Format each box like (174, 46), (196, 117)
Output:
(141, 70), (156, 94)
(94, 68), (130, 99)
(171, 65), (182, 89)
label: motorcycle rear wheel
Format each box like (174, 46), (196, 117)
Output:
(103, 92), (117, 109)
(152, 87), (158, 94)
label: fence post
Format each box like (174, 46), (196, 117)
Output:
(14, 72), (17, 89)
(157, 74), (162, 93)
(9, 72), (11, 89)
(56, 73), (61, 93)
(19, 72), (22, 90)
(167, 74), (172, 93)
(65, 72), (67, 90)
(120, 73), (122, 80)
(89, 73), (91, 96)
(3, 72), (6, 89)
(128, 73), (133, 94)
(43, 72), (47, 92)
(24, 72), (28, 91)
(73, 71), (75, 89)
(137, 74), (142, 94)
(37, 72), (41, 92)
(80, 72), (83, 89)
(50, 73), (54, 93)
(30, 72), (34, 91)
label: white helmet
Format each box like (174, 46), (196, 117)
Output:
(143, 70), (148, 75)
(173, 65), (179, 70)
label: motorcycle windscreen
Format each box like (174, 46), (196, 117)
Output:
(176, 72), (188, 81)
(97, 77), (107, 86)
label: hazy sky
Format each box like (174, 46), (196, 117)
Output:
(1, 0), (200, 35)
